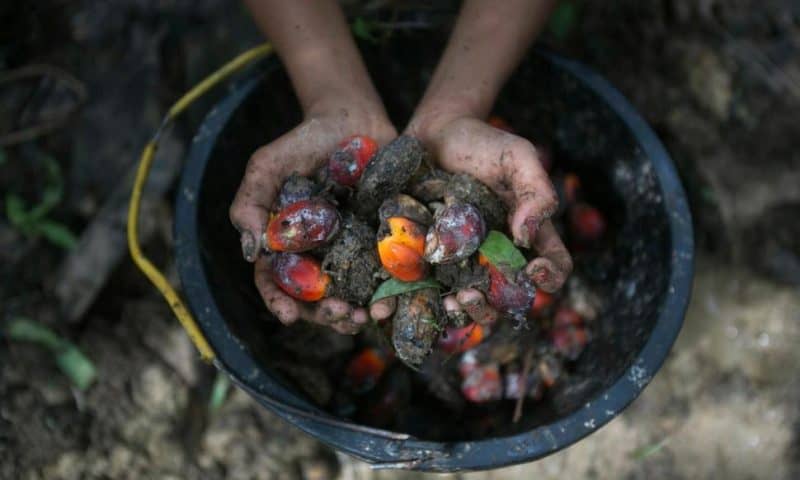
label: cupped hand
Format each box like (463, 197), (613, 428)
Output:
(230, 98), (396, 333)
(371, 115), (572, 325)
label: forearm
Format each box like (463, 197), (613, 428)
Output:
(245, 0), (384, 115)
(408, 0), (556, 136)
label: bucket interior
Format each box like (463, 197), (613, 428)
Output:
(190, 33), (672, 442)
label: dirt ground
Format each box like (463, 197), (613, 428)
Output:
(2, 1), (799, 479)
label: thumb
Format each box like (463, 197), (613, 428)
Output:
(229, 143), (286, 262)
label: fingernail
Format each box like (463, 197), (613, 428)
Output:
(353, 310), (369, 325)
(527, 264), (550, 287)
(371, 303), (390, 320)
(516, 216), (540, 248)
(241, 231), (256, 262)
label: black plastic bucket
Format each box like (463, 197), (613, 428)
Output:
(174, 40), (693, 471)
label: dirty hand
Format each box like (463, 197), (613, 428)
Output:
(230, 99), (396, 334)
(371, 115), (572, 325)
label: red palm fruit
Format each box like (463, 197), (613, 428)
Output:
(488, 115), (514, 133)
(377, 216), (427, 281)
(327, 135), (378, 186)
(271, 253), (331, 301)
(551, 308), (589, 361)
(553, 307), (583, 329)
(563, 173), (581, 205)
(438, 323), (486, 354)
(461, 364), (503, 403)
(266, 198), (340, 252)
(459, 350), (479, 378)
(424, 203), (486, 264)
(344, 348), (390, 394)
(569, 202), (607, 243)
(530, 290), (555, 317)
(551, 326), (589, 360)
(477, 253), (535, 318)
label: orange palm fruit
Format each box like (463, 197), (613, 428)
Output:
(344, 347), (390, 394)
(377, 216), (427, 281)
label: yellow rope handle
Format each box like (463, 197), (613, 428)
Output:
(127, 44), (274, 362)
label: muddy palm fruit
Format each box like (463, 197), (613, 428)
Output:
(322, 213), (381, 305)
(424, 202), (486, 264)
(277, 172), (318, 208)
(478, 253), (535, 323)
(444, 173), (507, 231)
(378, 194), (433, 226)
(407, 168), (451, 204)
(325, 134), (379, 187)
(271, 253), (331, 301)
(265, 198), (340, 252)
(437, 323), (486, 354)
(392, 288), (443, 368)
(376, 196), (430, 282)
(351, 135), (426, 217)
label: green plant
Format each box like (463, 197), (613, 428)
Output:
(351, 17), (380, 44)
(4, 149), (77, 249)
(5, 317), (97, 390)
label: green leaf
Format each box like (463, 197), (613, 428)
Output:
(5, 193), (31, 228)
(628, 437), (670, 460)
(208, 372), (231, 412)
(370, 278), (442, 304)
(55, 346), (97, 391)
(26, 153), (63, 220)
(0, 148), (7, 166)
(33, 219), (78, 250)
(6, 318), (96, 390)
(6, 317), (62, 350)
(352, 17), (379, 44)
(479, 230), (527, 270)
(548, 1), (578, 41)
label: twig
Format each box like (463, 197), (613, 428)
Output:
(0, 64), (88, 146)
(513, 347), (535, 423)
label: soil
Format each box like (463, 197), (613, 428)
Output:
(1, 0), (799, 479)
(323, 213), (382, 305)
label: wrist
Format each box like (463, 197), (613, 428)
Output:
(307, 91), (395, 142)
(406, 95), (484, 143)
